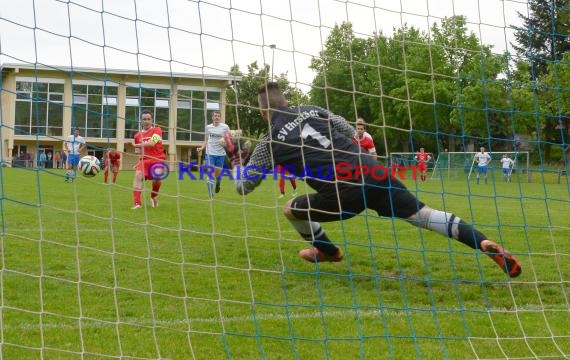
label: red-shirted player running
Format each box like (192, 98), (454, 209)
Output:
(415, 147), (432, 182)
(131, 110), (166, 209)
(104, 148), (121, 184)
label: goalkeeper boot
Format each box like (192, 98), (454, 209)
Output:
(299, 247), (344, 263)
(481, 240), (522, 278)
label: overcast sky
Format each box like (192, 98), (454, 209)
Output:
(0, 0), (529, 89)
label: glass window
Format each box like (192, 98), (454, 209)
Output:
(176, 89), (220, 142)
(71, 83), (117, 138)
(73, 95), (87, 104)
(126, 85), (172, 140)
(15, 80), (64, 137)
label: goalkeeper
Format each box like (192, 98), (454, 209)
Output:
(235, 82), (521, 278)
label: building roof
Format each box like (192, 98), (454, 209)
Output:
(1, 62), (240, 83)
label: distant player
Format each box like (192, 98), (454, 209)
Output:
(199, 111), (230, 199)
(352, 118), (377, 157)
(500, 154), (515, 183)
(277, 165), (297, 199)
(63, 127), (87, 182)
(104, 148), (121, 184)
(414, 147), (431, 182)
(474, 146), (492, 184)
(131, 110), (166, 209)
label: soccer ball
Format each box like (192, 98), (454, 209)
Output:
(78, 155), (101, 177)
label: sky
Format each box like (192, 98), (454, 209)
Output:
(0, 0), (529, 90)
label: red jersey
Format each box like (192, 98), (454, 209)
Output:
(415, 152), (430, 164)
(134, 127), (166, 161)
(107, 150), (121, 164)
(352, 134), (376, 154)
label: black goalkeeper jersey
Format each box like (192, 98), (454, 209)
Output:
(236, 105), (381, 194)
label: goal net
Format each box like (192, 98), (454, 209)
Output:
(389, 151), (436, 167)
(431, 151), (531, 182)
(1, 0), (569, 359)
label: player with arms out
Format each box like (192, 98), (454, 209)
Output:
(103, 148), (121, 184)
(352, 118), (377, 157)
(131, 110), (166, 209)
(63, 127), (87, 182)
(474, 146), (492, 184)
(415, 147), (432, 182)
(500, 153), (515, 183)
(235, 82), (521, 278)
(198, 111), (230, 199)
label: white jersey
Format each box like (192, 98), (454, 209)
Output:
(205, 123), (230, 156)
(475, 152), (491, 167)
(65, 135), (86, 155)
(500, 157), (514, 169)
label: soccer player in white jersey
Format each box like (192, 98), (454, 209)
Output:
(63, 127), (86, 182)
(474, 146), (492, 184)
(198, 111), (231, 198)
(500, 153), (515, 182)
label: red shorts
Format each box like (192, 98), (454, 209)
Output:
(136, 159), (164, 180)
(106, 161), (120, 172)
(417, 163), (428, 172)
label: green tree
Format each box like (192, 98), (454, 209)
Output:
(513, 0), (570, 79)
(225, 62), (309, 138)
(309, 23), (370, 122)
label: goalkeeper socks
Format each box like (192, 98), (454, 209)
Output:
(133, 189), (142, 205)
(288, 218), (338, 255)
(410, 207), (486, 250)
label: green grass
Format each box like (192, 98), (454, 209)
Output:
(0, 166), (569, 359)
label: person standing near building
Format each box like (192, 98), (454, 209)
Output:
(198, 111), (230, 199)
(63, 128), (86, 182)
(131, 110), (166, 209)
(104, 148), (121, 184)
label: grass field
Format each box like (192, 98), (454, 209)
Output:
(0, 166), (569, 359)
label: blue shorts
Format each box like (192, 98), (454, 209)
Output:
(67, 154), (80, 167)
(205, 154), (226, 168)
(477, 165), (488, 174)
(502, 168), (511, 174)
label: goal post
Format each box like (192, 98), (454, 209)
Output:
(430, 151), (530, 182)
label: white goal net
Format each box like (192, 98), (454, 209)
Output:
(1, 0), (569, 359)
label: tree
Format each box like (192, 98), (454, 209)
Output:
(225, 62), (309, 138)
(513, 0), (570, 79)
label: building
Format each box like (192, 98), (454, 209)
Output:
(1, 63), (238, 168)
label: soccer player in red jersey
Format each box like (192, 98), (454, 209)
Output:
(131, 110), (166, 209)
(277, 164), (297, 199)
(352, 120), (377, 157)
(415, 147), (431, 182)
(103, 148), (121, 184)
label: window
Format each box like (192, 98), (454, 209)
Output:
(15, 80), (64, 136)
(125, 85), (171, 140)
(176, 88), (221, 142)
(72, 83), (118, 138)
